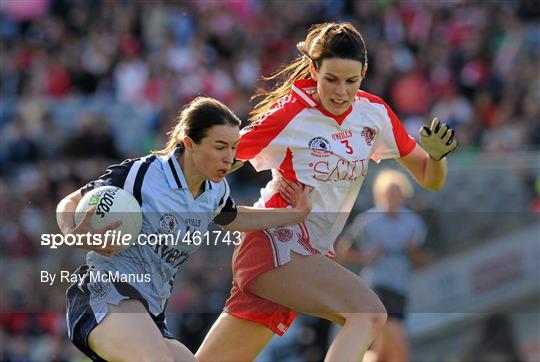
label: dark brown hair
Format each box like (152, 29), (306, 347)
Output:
(250, 22), (367, 121)
(154, 96), (241, 155)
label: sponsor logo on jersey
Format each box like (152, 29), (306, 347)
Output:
(151, 243), (190, 268)
(332, 130), (352, 141)
(309, 157), (369, 182)
(308, 137), (332, 157)
(361, 127), (376, 146)
(185, 218), (201, 228)
(159, 213), (178, 233)
(274, 227), (293, 242)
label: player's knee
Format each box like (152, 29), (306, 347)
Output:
(366, 291), (387, 330)
(369, 310), (388, 331)
(342, 293), (387, 331)
(373, 300), (388, 330)
(344, 311), (387, 332)
(350, 291), (387, 329)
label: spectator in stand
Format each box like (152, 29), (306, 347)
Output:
(62, 113), (119, 159)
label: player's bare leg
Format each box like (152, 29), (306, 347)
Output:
(165, 338), (198, 362)
(372, 319), (410, 362)
(251, 252), (387, 361)
(198, 252), (387, 362)
(197, 313), (274, 362)
(88, 299), (194, 362)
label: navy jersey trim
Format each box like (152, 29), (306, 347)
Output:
(66, 265), (104, 361)
(132, 156), (156, 205)
(81, 156), (156, 205)
(81, 158), (136, 196)
(214, 181), (238, 225)
(217, 181), (231, 209)
(167, 158), (183, 189)
(213, 196), (238, 225)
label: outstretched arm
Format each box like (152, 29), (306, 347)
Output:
(222, 181), (312, 232)
(398, 145), (447, 191)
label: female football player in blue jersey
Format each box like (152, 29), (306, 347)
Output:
(56, 96), (312, 362)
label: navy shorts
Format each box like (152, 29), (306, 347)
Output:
(66, 265), (175, 361)
(373, 286), (407, 321)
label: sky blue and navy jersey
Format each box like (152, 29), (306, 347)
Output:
(80, 147), (237, 316)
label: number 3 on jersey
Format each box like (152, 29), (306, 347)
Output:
(340, 139), (353, 154)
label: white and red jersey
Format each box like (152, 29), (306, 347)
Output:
(237, 78), (416, 255)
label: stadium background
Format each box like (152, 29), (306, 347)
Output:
(0, 0), (538, 361)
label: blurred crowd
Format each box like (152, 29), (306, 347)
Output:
(1, 0), (539, 360)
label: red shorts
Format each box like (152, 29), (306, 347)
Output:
(224, 227), (319, 335)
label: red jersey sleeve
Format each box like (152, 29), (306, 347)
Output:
(370, 99), (416, 162)
(236, 97), (305, 171)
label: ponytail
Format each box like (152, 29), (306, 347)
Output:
(250, 22), (367, 122)
(154, 97), (241, 156)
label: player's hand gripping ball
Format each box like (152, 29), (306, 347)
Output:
(419, 118), (459, 161)
(75, 186), (142, 249)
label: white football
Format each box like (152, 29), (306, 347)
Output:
(75, 186), (142, 249)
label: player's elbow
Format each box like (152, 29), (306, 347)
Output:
(423, 182), (444, 191)
(57, 189), (83, 211)
(220, 223), (233, 232)
(220, 220), (240, 232)
(420, 176), (445, 191)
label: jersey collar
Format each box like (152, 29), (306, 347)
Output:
(291, 79), (318, 107)
(161, 147), (186, 189)
(162, 146), (212, 192)
(291, 78), (354, 125)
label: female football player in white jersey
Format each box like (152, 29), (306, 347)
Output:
(56, 97), (312, 362)
(197, 22), (458, 362)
